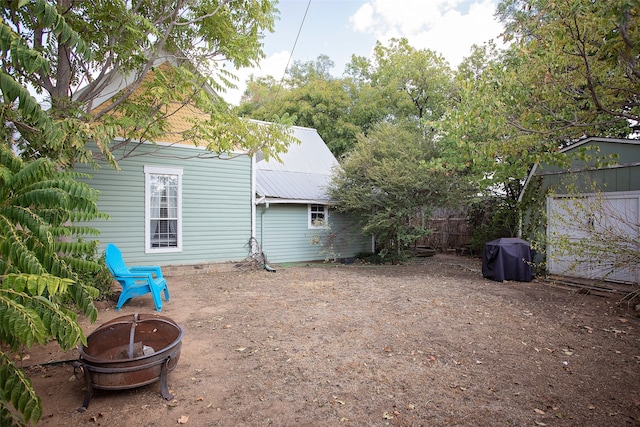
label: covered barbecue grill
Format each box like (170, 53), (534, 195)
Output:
(482, 238), (534, 282)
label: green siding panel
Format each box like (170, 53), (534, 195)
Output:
(534, 140), (640, 194)
(537, 165), (640, 195)
(629, 166), (640, 190)
(76, 143), (252, 265)
(256, 204), (370, 263)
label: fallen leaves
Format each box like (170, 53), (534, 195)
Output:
(603, 327), (628, 335)
(165, 399), (180, 408)
(89, 413), (104, 423)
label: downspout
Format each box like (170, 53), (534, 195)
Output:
(260, 202), (266, 247)
(260, 202), (276, 272)
(251, 155), (257, 251)
(251, 159), (275, 272)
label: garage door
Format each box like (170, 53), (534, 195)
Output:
(547, 191), (639, 284)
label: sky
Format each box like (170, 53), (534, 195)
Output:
(223, 0), (505, 105)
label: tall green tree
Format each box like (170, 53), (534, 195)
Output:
(329, 122), (472, 259)
(0, 1), (284, 424)
(1, 0), (287, 167)
(368, 38), (455, 126)
(237, 55), (366, 157)
(444, 0), (640, 194)
(496, 0), (639, 138)
(439, 0), (640, 249)
(440, 43), (535, 198)
(0, 7), (103, 414)
(0, 142), (103, 425)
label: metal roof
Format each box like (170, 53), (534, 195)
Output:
(256, 126), (339, 202)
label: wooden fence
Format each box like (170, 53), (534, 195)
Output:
(413, 208), (472, 254)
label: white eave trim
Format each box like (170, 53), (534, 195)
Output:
(256, 197), (337, 206)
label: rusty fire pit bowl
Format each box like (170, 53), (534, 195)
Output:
(76, 313), (184, 410)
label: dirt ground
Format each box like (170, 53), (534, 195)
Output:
(16, 254), (640, 426)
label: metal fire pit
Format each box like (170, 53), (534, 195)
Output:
(75, 313), (184, 410)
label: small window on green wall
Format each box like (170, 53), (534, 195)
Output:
(308, 204), (328, 229)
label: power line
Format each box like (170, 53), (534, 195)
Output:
(279, 0), (312, 86)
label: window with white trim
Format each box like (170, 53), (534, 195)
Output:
(145, 166), (183, 252)
(308, 204), (328, 229)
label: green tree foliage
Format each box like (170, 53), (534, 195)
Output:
(238, 38), (456, 158)
(439, 43), (539, 202)
(497, 0), (639, 137)
(287, 54), (335, 84)
(237, 55), (367, 158)
(368, 38), (454, 125)
(324, 39), (471, 257)
(329, 122), (472, 259)
(441, 0), (639, 202)
(1, 0), (286, 167)
(0, 145), (104, 426)
(239, 39), (465, 257)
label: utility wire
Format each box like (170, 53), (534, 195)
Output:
(247, 0), (310, 112)
(279, 0), (312, 86)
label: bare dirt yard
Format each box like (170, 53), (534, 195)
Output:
(17, 254), (640, 426)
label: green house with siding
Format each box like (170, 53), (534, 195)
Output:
(519, 137), (640, 283)
(76, 142), (255, 267)
(74, 58), (369, 267)
(78, 127), (370, 268)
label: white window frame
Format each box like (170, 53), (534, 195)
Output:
(144, 166), (183, 253)
(308, 203), (329, 229)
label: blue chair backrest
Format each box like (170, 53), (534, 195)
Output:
(105, 244), (130, 277)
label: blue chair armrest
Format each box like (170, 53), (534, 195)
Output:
(113, 271), (154, 280)
(130, 266), (164, 278)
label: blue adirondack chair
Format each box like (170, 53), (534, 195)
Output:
(104, 243), (170, 311)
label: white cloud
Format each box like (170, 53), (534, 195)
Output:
(222, 0), (504, 105)
(222, 50), (291, 105)
(350, 0), (465, 33)
(350, 0), (503, 67)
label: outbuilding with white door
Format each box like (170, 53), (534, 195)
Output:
(519, 137), (640, 284)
